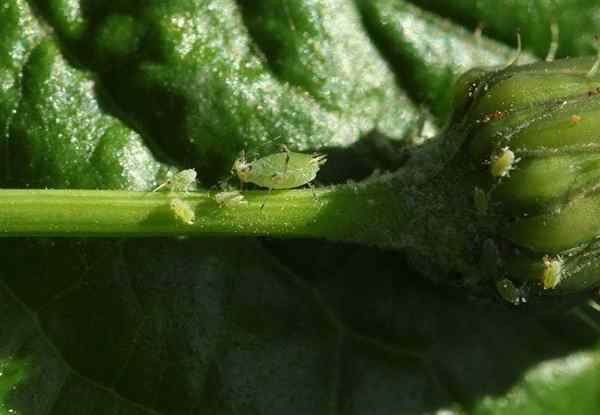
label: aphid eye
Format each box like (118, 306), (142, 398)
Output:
(170, 198), (195, 225)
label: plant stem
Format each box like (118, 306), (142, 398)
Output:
(0, 154), (487, 287)
(0, 184), (400, 242)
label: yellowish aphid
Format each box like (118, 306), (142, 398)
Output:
(214, 190), (248, 207)
(490, 147), (518, 178)
(496, 278), (526, 305)
(153, 169), (197, 193)
(232, 147), (326, 189)
(473, 187), (488, 215)
(542, 255), (563, 290)
(170, 198), (195, 225)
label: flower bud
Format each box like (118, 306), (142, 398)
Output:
(456, 56), (600, 298)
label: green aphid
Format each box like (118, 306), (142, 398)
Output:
(496, 278), (527, 305)
(232, 147), (327, 189)
(542, 255), (564, 290)
(153, 169), (197, 193)
(490, 147), (518, 178)
(170, 198), (195, 225)
(214, 190), (248, 207)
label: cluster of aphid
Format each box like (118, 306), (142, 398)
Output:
(153, 146), (327, 224)
(469, 25), (595, 305)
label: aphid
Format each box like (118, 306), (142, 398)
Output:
(490, 147), (518, 178)
(170, 198), (195, 225)
(153, 169), (197, 193)
(232, 146), (327, 189)
(214, 190), (248, 208)
(496, 278), (528, 305)
(542, 255), (564, 290)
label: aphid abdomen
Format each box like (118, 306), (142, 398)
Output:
(246, 152), (323, 189)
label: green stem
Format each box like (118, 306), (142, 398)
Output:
(0, 185), (392, 241)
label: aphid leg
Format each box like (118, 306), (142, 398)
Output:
(545, 19), (559, 62)
(152, 183), (166, 193)
(587, 36), (600, 78)
(474, 22), (485, 42)
(503, 30), (522, 69)
(281, 145), (291, 175)
(152, 180), (170, 192)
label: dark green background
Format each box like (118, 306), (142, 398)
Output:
(2, 0), (600, 413)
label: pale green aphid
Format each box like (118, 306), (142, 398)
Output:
(490, 147), (518, 178)
(153, 169), (197, 193)
(214, 190), (248, 207)
(232, 147), (327, 189)
(496, 278), (527, 305)
(542, 255), (564, 290)
(170, 198), (195, 225)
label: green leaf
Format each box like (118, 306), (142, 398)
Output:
(2, 0), (600, 413)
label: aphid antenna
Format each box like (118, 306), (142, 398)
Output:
(280, 145), (291, 175)
(545, 19), (560, 62)
(260, 135), (284, 150)
(312, 154), (327, 166)
(586, 35), (600, 78)
(152, 182), (168, 193)
(503, 30), (522, 70)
